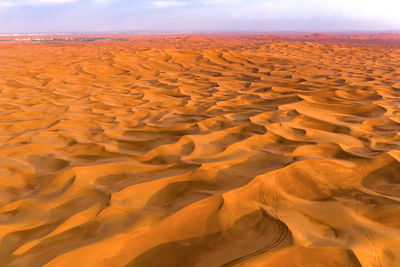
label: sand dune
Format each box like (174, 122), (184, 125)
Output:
(0, 35), (400, 266)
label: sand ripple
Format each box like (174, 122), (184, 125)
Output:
(0, 36), (400, 266)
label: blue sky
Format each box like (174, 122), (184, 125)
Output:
(0, 0), (399, 33)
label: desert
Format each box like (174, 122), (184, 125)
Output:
(0, 34), (400, 266)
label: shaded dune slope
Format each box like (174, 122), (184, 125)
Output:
(0, 36), (400, 266)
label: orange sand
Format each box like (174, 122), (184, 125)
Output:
(0, 35), (400, 266)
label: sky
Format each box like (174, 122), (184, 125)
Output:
(0, 0), (400, 34)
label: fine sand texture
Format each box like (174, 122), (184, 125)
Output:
(0, 35), (400, 266)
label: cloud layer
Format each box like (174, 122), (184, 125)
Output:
(0, 0), (399, 33)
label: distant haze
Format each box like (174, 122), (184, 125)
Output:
(0, 0), (399, 33)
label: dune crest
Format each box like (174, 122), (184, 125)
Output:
(0, 35), (400, 266)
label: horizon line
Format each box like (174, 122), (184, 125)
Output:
(1, 30), (400, 36)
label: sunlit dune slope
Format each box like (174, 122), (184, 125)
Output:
(0, 35), (400, 266)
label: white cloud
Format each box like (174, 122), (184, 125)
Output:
(0, 0), (78, 7)
(214, 0), (400, 24)
(152, 1), (187, 8)
(0, 0), (399, 30)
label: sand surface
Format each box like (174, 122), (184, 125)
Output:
(0, 35), (400, 266)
